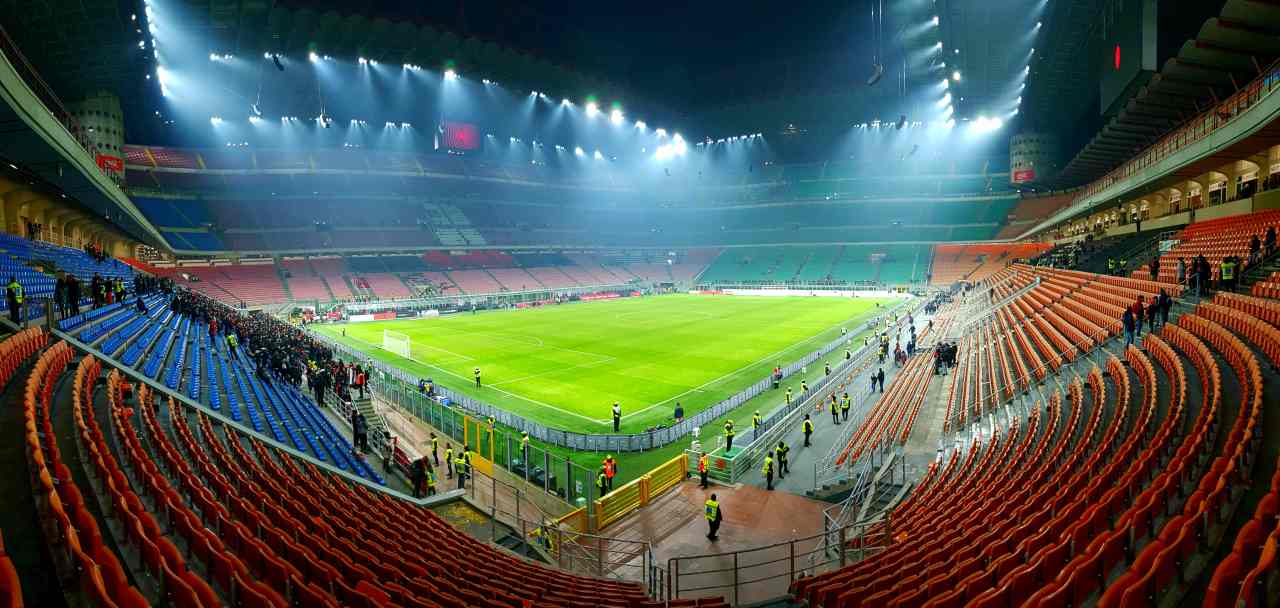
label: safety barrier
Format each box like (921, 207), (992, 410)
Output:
(595, 454), (688, 531)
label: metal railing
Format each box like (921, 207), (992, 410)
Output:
(666, 520), (887, 605)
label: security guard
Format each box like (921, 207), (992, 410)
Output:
(802, 414), (814, 447)
(1222, 257), (1237, 292)
(612, 402), (622, 432)
(596, 468), (608, 497)
(603, 455), (617, 491)
(841, 392), (851, 422)
(5, 276), (22, 325)
(801, 380), (809, 395)
(424, 465), (437, 497)
(431, 433), (440, 466)
(454, 450), (467, 489)
(474, 367), (482, 387)
(705, 494), (722, 540)
(520, 432), (530, 463)
(830, 394), (840, 424)
(785, 388), (793, 406)
(724, 420), (736, 453)
(763, 453), (775, 490)
(444, 445), (454, 479)
(752, 411), (762, 433)
(697, 452), (709, 488)
(776, 441), (790, 478)
(1107, 258), (1116, 275)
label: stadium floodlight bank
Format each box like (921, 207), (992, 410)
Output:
(383, 329), (411, 358)
(305, 299), (911, 452)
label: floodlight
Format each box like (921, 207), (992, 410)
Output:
(941, 79), (949, 89)
(561, 98), (571, 106)
(248, 116), (262, 125)
(309, 52), (319, 62)
(585, 101), (599, 117)
(655, 128), (668, 138)
(444, 69), (457, 80)
(210, 116), (223, 125)
(635, 120), (646, 130)
(952, 71), (962, 81)
(610, 109), (624, 125)
(359, 57), (368, 64)
(932, 15), (939, 26)
(594, 150), (604, 160)
(574, 146), (585, 157)
(210, 53), (219, 61)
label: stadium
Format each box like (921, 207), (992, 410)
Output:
(2, 0), (1280, 606)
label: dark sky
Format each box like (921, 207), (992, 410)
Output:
(290, 0), (876, 110)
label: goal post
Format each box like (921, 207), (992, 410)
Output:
(382, 330), (411, 358)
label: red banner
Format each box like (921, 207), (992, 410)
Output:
(1012, 168), (1036, 183)
(96, 154), (124, 172)
(579, 292), (621, 302)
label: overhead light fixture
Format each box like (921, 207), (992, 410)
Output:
(635, 120), (646, 130)
(309, 52), (319, 63)
(574, 146), (585, 157)
(585, 101), (599, 117)
(610, 108), (624, 126)
(952, 70), (962, 82)
(358, 57), (368, 65)
(210, 116), (223, 125)
(932, 15), (939, 26)
(444, 69), (457, 80)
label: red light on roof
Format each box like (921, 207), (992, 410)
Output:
(1114, 44), (1121, 70)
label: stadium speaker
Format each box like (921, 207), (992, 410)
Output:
(866, 63), (884, 87)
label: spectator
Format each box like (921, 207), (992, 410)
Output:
(1149, 256), (1160, 281)
(1132, 296), (1146, 336)
(1250, 234), (1261, 267)
(1176, 257), (1186, 287)
(1267, 226), (1277, 257)
(1159, 289), (1172, 328)
(1123, 307), (1136, 347)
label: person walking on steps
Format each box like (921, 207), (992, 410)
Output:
(612, 402), (622, 432)
(698, 452), (709, 489)
(763, 453), (775, 491)
(802, 414), (814, 447)
(723, 420), (736, 453)
(705, 494), (723, 541)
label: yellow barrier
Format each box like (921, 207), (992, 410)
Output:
(593, 454), (690, 531)
(647, 454), (688, 498)
(557, 506), (589, 533)
(595, 476), (645, 530)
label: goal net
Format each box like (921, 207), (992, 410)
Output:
(382, 330), (411, 358)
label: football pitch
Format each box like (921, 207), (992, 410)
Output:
(313, 294), (892, 433)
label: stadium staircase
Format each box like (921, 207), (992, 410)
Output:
(278, 268), (295, 302)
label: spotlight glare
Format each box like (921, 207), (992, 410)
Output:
(264, 52), (272, 59)
(593, 150), (604, 160)
(359, 57), (368, 64)
(610, 108), (624, 125)
(210, 116), (223, 125)
(574, 146), (585, 157)
(952, 70), (962, 82)
(309, 52), (319, 63)
(585, 101), (599, 117)
(444, 69), (457, 80)
(932, 15), (939, 26)
(561, 98), (571, 106)
(941, 79), (949, 89)
(635, 120), (646, 130)
(655, 128), (668, 138)
(209, 53), (218, 61)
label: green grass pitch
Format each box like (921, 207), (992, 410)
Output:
(313, 293), (891, 434)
